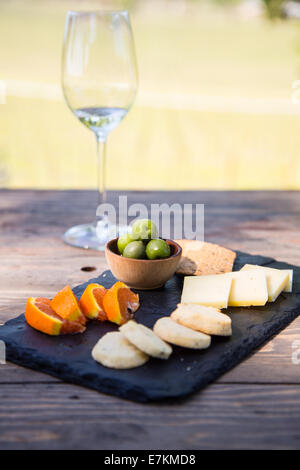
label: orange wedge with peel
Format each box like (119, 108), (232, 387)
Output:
(50, 285), (86, 325)
(103, 281), (139, 326)
(25, 297), (86, 336)
(80, 283), (107, 321)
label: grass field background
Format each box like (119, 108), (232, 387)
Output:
(1, 0), (300, 190)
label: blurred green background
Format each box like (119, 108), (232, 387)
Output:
(1, 0), (300, 190)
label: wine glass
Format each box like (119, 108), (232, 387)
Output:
(62, 10), (138, 250)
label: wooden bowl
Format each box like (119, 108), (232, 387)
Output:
(105, 238), (182, 290)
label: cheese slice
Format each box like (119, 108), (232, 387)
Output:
(181, 275), (232, 309)
(224, 271), (268, 307)
(240, 264), (291, 301)
(240, 264), (293, 294)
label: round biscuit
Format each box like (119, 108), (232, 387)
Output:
(119, 320), (172, 359)
(153, 317), (211, 349)
(171, 304), (232, 336)
(92, 331), (149, 369)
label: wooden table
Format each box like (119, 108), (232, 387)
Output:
(0, 189), (300, 450)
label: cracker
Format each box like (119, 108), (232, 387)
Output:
(175, 239), (236, 276)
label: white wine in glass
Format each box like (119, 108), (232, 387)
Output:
(62, 10), (138, 250)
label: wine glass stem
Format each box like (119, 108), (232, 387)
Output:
(96, 135), (107, 206)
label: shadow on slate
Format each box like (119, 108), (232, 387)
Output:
(1, 251), (300, 403)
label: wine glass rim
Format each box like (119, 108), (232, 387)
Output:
(67, 9), (129, 16)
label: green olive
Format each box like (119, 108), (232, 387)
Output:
(131, 219), (158, 241)
(117, 233), (134, 254)
(123, 241), (146, 259)
(145, 239), (171, 260)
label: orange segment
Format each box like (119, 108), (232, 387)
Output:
(50, 286), (86, 324)
(80, 283), (107, 321)
(103, 282), (139, 326)
(25, 297), (86, 336)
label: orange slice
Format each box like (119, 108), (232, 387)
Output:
(103, 282), (140, 326)
(80, 283), (107, 321)
(50, 286), (86, 325)
(25, 297), (86, 336)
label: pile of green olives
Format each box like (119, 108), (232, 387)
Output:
(117, 219), (171, 260)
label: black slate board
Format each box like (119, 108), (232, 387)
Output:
(1, 251), (300, 403)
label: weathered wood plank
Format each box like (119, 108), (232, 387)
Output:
(1, 190), (299, 263)
(0, 363), (61, 383)
(0, 382), (299, 450)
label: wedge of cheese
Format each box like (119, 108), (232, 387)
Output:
(224, 271), (268, 307)
(181, 274), (232, 309)
(240, 264), (291, 301)
(240, 264), (293, 294)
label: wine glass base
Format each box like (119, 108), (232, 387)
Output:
(63, 222), (130, 251)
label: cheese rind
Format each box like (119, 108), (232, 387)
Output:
(180, 275), (232, 309)
(224, 271), (268, 307)
(284, 270), (293, 292)
(240, 264), (291, 301)
(240, 264), (293, 294)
